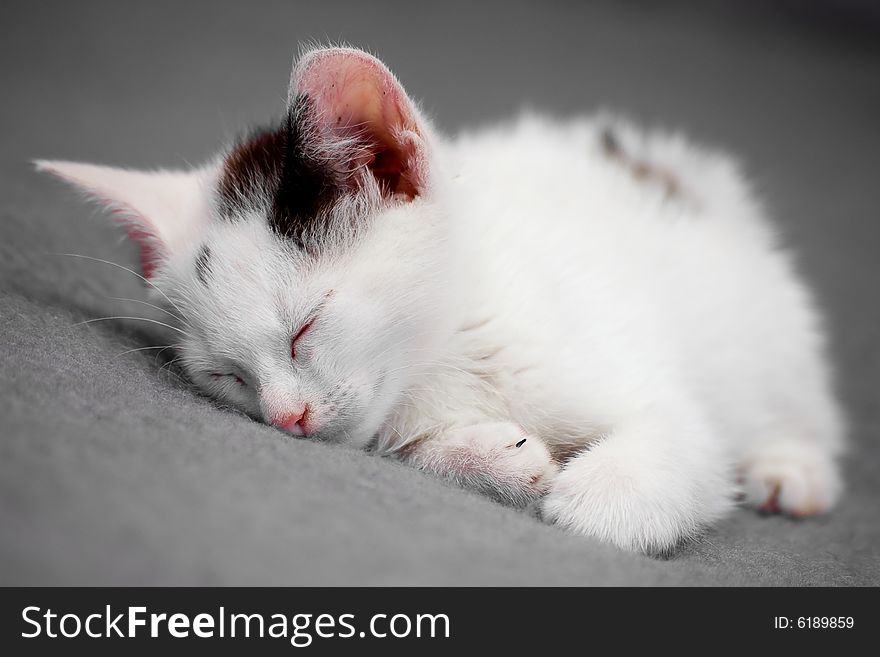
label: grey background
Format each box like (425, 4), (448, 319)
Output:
(1, 0), (878, 585)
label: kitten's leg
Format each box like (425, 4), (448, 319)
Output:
(398, 422), (559, 508)
(739, 440), (841, 517)
(542, 410), (733, 553)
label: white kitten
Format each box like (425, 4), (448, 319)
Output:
(38, 47), (844, 553)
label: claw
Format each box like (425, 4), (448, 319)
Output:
(758, 482), (782, 514)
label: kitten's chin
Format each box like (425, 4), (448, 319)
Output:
(294, 410), (386, 447)
(340, 403), (395, 449)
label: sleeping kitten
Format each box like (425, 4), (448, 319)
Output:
(38, 47), (844, 553)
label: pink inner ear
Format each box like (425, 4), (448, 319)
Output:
(294, 48), (427, 198)
(80, 190), (163, 279)
(36, 161), (166, 279)
(297, 49), (416, 139)
(113, 210), (162, 279)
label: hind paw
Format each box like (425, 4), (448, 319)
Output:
(740, 442), (841, 517)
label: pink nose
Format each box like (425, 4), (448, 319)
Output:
(271, 406), (312, 436)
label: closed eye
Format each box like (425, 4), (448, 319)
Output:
(290, 290), (332, 361)
(291, 319), (314, 360)
(211, 372), (245, 386)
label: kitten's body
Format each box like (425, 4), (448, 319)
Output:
(39, 47), (843, 552)
(383, 116), (843, 548)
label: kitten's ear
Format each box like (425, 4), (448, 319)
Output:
(35, 160), (208, 278)
(291, 47), (431, 199)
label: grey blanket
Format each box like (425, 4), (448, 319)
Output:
(1, 0), (877, 585)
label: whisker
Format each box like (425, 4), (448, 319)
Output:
(72, 316), (189, 336)
(54, 253), (189, 321)
(107, 296), (188, 325)
(152, 344), (178, 361)
(157, 357), (190, 387)
(113, 344), (176, 359)
(159, 368), (189, 388)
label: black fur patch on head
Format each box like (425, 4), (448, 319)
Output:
(217, 128), (285, 214)
(194, 244), (212, 285)
(216, 95), (341, 249)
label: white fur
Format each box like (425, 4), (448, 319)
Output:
(39, 48), (844, 554)
(386, 115), (844, 552)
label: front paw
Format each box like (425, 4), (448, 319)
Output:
(412, 422), (559, 507)
(542, 437), (730, 553)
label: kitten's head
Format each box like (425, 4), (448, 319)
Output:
(38, 47), (451, 444)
